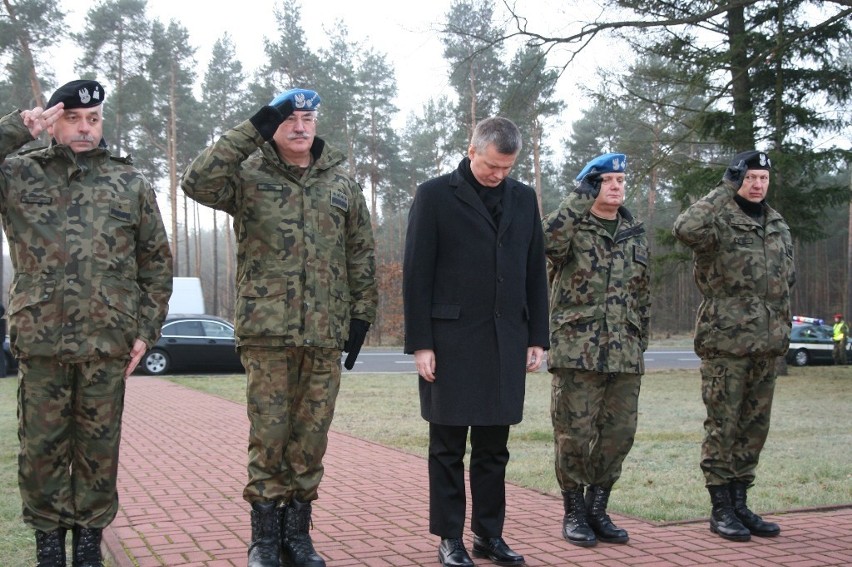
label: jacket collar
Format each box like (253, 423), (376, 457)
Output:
(449, 167), (517, 235)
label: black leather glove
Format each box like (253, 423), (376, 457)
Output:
(343, 319), (371, 370)
(575, 173), (602, 198)
(723, 159), (747, 189)
(247, 99), (294, 141)
(269, 96), (295, 121)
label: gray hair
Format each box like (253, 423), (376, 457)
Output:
(471, 117), (522, 156)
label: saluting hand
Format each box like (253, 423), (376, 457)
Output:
(20, 102), (64, 139)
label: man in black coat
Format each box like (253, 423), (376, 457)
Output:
(403, 116), (550, 567)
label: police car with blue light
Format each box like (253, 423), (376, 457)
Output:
(787, 315), (851, 366)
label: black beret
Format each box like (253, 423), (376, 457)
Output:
(731, 150), (771, 170)
(46, 80), (105, 109)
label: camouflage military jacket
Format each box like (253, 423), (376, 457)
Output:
(543, 190), (650, 373)
(0, 111), (173, 362)
(180, 120), (377, 349)
(672, 182), (795, 358)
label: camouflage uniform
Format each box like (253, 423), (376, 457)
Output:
(543, 189), (650, 491)
(180, 119), (377, 504)
(672, 181), (794, 487)
(0, 110), (173, 531)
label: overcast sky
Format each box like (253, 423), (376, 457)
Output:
(55, 0), (604, 131)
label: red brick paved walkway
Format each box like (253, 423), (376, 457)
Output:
(104, 378), (852, 566)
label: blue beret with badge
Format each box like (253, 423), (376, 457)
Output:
(46, 80), (105, 109)
(269, 88), (321, 111)
(575, 152), (627, 181)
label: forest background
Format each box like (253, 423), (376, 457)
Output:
(2, 0), (852, 345)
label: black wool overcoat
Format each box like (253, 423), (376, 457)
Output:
(403, 167), (550, 426)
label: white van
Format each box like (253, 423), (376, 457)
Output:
(168, 277), (205, 315)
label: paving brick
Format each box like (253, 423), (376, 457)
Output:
(103, 378), (852, 567)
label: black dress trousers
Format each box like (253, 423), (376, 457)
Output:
(428, 422), (510, 538)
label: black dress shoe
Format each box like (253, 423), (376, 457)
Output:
(438, 538), (474, 567)
(472, 535), (525, 566)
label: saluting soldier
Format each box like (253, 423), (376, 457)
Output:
(673, 150), (792, 542)
(543, 153), (650, 548)
(181, 87), (377, 567)
(1, 80), (173, 566)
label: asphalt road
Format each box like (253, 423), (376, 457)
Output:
(343, 347), (701, 373)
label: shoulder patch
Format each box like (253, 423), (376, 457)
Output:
(331, 190), (349, 211)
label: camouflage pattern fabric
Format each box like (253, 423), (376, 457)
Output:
(0, 110), (173, 361)
(833, 340), (847, 365)
(699, 356), (776, 486)
(240, 346), (340, 503)
(672, 182), (795, 358)
(180, 119), (377, 349)
(543, 190), (650, 373)
(17, 357), (127, 531)
(551, 368), (641, 491)
(1, 109), (172, 534)
(673, 181), (793, 487)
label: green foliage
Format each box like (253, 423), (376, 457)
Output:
(442, 0), (507, 137)
(71, 0), (150, 156)
(589, 0), (852, 243)
(200, 35), (251, 142)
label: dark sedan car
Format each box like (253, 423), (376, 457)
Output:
(140, 314), (244, 376)
(787, 321), (851, 366)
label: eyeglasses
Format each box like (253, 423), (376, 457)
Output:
(283, 114), (317, 126)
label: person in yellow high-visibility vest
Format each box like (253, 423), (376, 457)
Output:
(832, 313), (849, 365)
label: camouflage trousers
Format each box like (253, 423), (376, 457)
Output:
(833, 340), (847, 365)
(551, 369), (641, 491)
(699, 356), (776, 486)
(17, 356), (127, 531)
(240, 346), (341, 505)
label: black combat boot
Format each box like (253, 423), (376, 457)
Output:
(248, 501), (281, 567)
(707, 485), (751, 542)
(281, 498), (325, 567)
(72, 527), (104, 567)
(35, 528), (67, 567)
(585, 485), (629, 543)
(730, 482), (781, 537)
(561, 489), (597, 547)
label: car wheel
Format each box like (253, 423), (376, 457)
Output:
(142, 349), (170, 376)
(792, 348), (809, 367)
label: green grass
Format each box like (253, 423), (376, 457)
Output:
(1, 365), (850, 565)
(164, 366), (852, 522)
